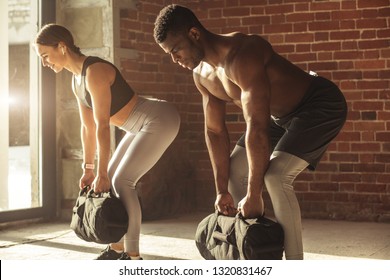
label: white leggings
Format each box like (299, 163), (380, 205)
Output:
(228, 146), (308, 260)
(109, 97), (180, 254)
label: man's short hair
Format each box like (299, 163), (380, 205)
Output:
(154, 4), (205, 43)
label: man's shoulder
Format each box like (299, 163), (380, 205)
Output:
(225, 34), (273, 71)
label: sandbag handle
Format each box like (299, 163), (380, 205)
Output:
(236, 211), (265, 225)
(212, 231), (229, 243)
(211, 211), (236, 245)
(78, 186), (115, 198)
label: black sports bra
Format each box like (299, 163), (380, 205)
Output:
(72, 56), (135, 116)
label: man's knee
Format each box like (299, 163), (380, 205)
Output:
(264, 151), (308, 190)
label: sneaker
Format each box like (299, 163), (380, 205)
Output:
(94, 246), (123, 260)
(118, 253), (143, 260)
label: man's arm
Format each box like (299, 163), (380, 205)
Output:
(193, 74), (236, 215)
(228, 40), (272, 217)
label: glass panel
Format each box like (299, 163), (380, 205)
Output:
(0, 0), (40, 211)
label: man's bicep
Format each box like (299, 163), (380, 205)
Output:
(240, 71), (270, 132)
(200, 90), (226, 133)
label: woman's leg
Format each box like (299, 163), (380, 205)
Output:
(110, 101), (180, 257)
(264, 151), (309, 260)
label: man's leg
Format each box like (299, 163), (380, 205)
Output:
(264, 151), (309, 260)
(228, 145), (248, 207)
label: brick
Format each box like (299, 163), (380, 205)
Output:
(353, 101), (384, 111)
(239, 0), (266, 7)
(340, 20), (356, 29)
(242, 15), (270, 25)
(331, 173), (361, 183)
(333, 70), (362, 80)
(223, 7), (250, 17)
(308, 20), (340, 31)
(377, 174), (390, 183)
(314, 32), (329, 41)
(329, 152), (359, 162)
(295, 3), (310, 12)
(359, 152), (375, 162)
(361, 30), (377, 39)
(251, 6), (266, 15)
(378, 7), (390, 17)
(271, 14), (287, 24)
(358, 39), (390, 50)
(357, 80), (389, 90)
(310, 182), (339, 192)
(377, 112), (390, 122)
(351, 142), (381, 152)
(375, 154), (390, 163)
(332, 10), (361, 20)
(310, 1), (341, 11)
(308, 61), (338, 71)
(333, 193), (349, 202)
(286, 12), (314, 22)
(349, 193), (382, 203)
(363, 50), (381, 59)
(317, 52), (333, 61)
(361, 111), (377, 120)
(330, 30), (360, 40)
(285, 33), (314, 43)
(339, 183), (355, 192)
(342, 1), (357, 10)
(264, 23), (293, 34)
(341, 40), (359, 50)
(311, 42), (341, 51)
(313, 173), (330, 181)
(377, 28), (390, 38)
(295, 44), (311, 52)
(357, 18), (388, 29)
(303, 192), (334, 202)
(353, 163), (386, 173)
(357, 0), (390, 8)
(376, 132), (390, 141)
(288, 52), (317, 62)
(356, 184), (387, 193)
(315, 12), (331, 21)
(265, 4), (294, 14)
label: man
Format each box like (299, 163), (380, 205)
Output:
(154, 4), (347, 259)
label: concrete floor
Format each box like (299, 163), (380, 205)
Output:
(0, 211), (389, 260)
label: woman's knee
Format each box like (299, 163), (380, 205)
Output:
(111, 172), (136, 192)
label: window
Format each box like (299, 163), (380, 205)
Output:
(0, 0), (56, 223)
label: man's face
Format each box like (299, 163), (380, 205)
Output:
(159, 31), (204, 70)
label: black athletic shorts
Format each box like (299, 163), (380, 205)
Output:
(237, 76), (348, 170)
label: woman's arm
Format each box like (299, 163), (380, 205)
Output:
(77, 99), (97, 188)
(84, 62), (115, 193)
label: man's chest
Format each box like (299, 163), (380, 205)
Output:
(198, 64), (242, 102)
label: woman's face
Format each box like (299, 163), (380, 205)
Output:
(35, 43), (66, 73)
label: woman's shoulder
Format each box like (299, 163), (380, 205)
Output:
(84, 57), (116, 83)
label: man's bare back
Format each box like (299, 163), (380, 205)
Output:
(193, 33), (314, 118)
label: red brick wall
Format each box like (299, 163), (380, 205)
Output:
(119, 0), (390, 222)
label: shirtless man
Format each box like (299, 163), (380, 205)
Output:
(154, 4), (347, 259)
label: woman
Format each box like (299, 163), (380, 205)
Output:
(35, 24), (180, 260)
